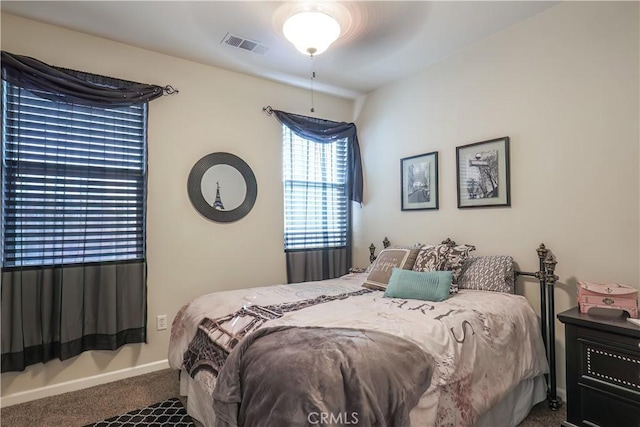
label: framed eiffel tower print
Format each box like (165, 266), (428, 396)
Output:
(188, 152), (258, 222)
(456, 137), (510, 208)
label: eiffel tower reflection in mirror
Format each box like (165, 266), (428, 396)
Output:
(213, 181), (225, 210)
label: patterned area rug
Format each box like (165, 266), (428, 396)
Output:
(85, 398), (194, 427)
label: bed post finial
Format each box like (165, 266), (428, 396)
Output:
(369, 243), (376, 263)
(536, 243), (548, 260)
(383, 237), (390, 249)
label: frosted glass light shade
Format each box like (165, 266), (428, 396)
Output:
(283, 11), (341, 56)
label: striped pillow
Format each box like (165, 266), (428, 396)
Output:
(384, 268), (452, 302)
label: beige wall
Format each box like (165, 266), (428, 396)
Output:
(353, 1), (640, 393)
(0, 13), (353, 397)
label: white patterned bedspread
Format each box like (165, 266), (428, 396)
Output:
(169, 273), (548, 426)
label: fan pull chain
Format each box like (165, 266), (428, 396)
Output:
(310, 54), (315, 113)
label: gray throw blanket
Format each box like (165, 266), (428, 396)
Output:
(213, 326), (435, 427)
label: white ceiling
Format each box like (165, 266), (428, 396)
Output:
(1, 1), (558, 99)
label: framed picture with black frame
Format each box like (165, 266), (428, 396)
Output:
(401, 151), (439, 211)
(456, 136), (510, 208)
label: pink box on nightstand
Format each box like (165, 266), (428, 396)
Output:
(577, 280), (638, 318)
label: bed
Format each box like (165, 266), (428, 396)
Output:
(168, 238), (560, 426)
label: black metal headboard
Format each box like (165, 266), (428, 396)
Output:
(368, 237), (561, 411)
(516, 244), (561, 410)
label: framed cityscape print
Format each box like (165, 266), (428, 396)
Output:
(401, 151), (439, 211)
(456, 136), (510, 208)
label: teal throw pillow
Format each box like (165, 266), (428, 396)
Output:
(384, 268), (452, 302)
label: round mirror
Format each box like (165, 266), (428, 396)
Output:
(188, 152), (257, 222)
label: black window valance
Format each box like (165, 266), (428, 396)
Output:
(1, 51), (176, 107)
(268, 108), (363, 204)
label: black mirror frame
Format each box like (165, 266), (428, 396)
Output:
(187, 152), (257, 223)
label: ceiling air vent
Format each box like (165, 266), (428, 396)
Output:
(221, 33), (269, 55)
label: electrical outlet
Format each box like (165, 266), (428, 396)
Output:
(156, 314), (167, 331)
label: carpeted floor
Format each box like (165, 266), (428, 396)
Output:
(1, 369), (181, 427)
(1, 368), (566, 426)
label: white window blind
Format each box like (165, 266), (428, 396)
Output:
(1, 81), (147, 267)
(282, 125), (348, 250)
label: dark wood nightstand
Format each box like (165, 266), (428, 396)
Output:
(558, 307), (640, 427)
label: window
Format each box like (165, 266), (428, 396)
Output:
(1, 81), (147, 268)
(282, 125), (349, 250)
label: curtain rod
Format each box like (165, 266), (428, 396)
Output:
(163, 85), (179, 95)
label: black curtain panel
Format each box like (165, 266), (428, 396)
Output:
(286, 248), (350, 284)
(1, 263), (146, 372)
(0, 51), (171, 372)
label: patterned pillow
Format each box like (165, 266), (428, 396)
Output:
(412, 244), (450, 272)
(457, 256), (515, 293)
(446, 244), (476, 288)
(362, 248), (419, 291)
(413, 243), (476, 293)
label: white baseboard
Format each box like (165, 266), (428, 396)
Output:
(0, 359), (169, 408)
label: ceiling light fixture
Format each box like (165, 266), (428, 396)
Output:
(283, 10), (341, 56)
